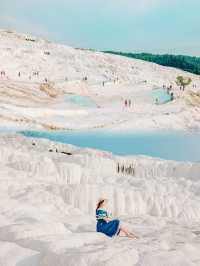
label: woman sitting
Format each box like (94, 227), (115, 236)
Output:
(96, 199), (137, 239)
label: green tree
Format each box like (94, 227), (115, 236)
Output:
(176, 76), (192, 90)
(103, 51), (200, 75)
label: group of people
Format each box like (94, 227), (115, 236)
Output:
(19, 71), (47, 82)
(0, 69), (43, 81)
(179, 86), (185, 91)
(1, 68), (121, 89)
(116, 162), (135, 176)
(0, 68), (87, 84)
(0, 70), (6, 76)
(124, 99), (132, 108)
(192, 84), (197, 89)
(162, 84), (174, 101)
(83, 76), (88, 81)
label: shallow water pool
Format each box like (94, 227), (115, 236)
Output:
(20, 130), (200, 162)
(65, 95), (96, 107)
(152, 88), (171, 104)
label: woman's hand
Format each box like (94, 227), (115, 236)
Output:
(104, 217), (112, 222)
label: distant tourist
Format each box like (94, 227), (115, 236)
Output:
(121, 165), (125, 173)
(125, 99), (128, 107)
(116, 162), (135, 176)
(33, 71), (39, 76)
(117, 163), (120, 173)
(128, 99), (131, 107)
(18, 72), (21, 77)
(96, 199), (138, 239)
(0, 71), (5, 76)
(170, 92), (174, 101)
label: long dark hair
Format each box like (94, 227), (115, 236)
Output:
(96, 199), (105, 211)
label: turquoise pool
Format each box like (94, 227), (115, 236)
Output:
(20, 130), (200, 162)
(152, 88), (171, 104)
(65, 95), (96, 107)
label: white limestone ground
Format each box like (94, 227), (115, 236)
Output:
(0, 29), (200, 132)
(0, 29), (200, 265)
(0, 133), (200, 266)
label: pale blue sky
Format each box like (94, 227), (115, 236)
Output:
(0, 0), (200, 55)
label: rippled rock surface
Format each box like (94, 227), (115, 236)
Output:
(0, 133), (200, 266)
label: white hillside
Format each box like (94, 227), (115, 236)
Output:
(0, 29), (195, 84)
(0, 29), (200, 266)
(0, 134), (200, 266)
(0, 29), (200, 131)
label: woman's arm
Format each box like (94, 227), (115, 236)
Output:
(103, 217), (112, 222)
(96, 209), (113, 222)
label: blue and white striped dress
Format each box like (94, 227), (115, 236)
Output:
(96, 209), (120, 237)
